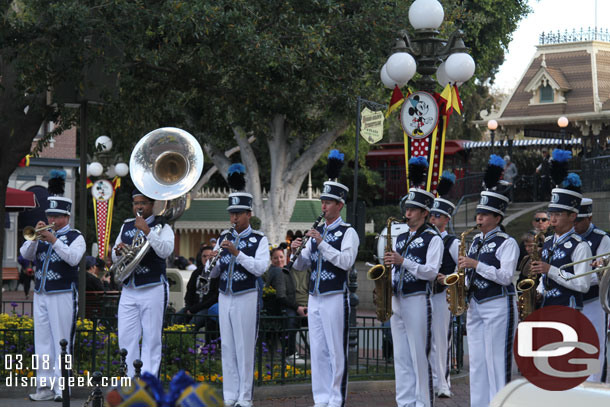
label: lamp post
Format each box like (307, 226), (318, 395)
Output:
(557, 116), (569, 149)
(380, 0), (476, 92)
(488, 120), (498, 154)
(88, 136), (128, 259)
(88, 136), (129, 180)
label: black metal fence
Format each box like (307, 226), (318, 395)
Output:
(581, 155), (610, 192)
(1, 301), (465, 385)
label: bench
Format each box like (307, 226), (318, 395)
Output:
(2, 267), (19, 280)
(85, 291), (121, 321)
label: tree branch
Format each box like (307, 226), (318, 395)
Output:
(287, 121), (349, 185)
(193, 135), (256, 191)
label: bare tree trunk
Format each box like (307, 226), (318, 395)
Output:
(204, 114), (347, 244)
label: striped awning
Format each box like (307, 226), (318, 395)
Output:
(463, 138), (582, 149)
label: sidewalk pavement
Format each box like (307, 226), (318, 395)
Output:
(0, 374), (471, 407)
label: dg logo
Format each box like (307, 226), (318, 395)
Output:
(231, 197), (240, 205)
(408, 192), (415, 201)
(480, 196), (488, 205)
(433, 201), (440, 209)
(49, 200), (58, 209)
(551, 193), (560, 203)
(323, 185), (331, 193)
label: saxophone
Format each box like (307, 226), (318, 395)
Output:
(444, 225), (479, 316)
(367, 217), (402, 322)
(517, 230), (545, 320)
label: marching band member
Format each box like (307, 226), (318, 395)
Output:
(573, 197), (608, 382)
(113, 189), (175, 377)
(291, 150), (359, 407)
(531, 150), (591, 310)
(20, 170), (85, 402)
(209, 164), (270, 407)
(429, 171), (458, 399)
(457, 155), (519, 407)
(385, 157), (441, 407)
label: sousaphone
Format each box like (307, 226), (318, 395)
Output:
(111, 127), (204, 282)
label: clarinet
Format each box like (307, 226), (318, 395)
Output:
(196, 224), (236, 300)
(282, 212), (325, 275)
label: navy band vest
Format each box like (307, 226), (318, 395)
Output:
(308, 222), (353, 295)
(434, 234), (458, 293)
(392, 226), (438, 297)
(34, 229), (81, 293)
(120, 217), (167, 287)
(217, 228), (265, 294)
(541, 233), (583, 309)
(467, 231), (516, 303)
(581, 224), (607, 302)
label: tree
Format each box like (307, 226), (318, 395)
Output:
(0, 1), (111, 300)
(1, 0), (532, 253)
(94, 0), (531, 244)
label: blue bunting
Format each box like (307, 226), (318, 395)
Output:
(408, 156), (429, 167)
(488, 154), (505, 168)
(562, 173), (582, 188)
(552, 149), (572, 162)
(328, 149), (344, 162)
(227, 163), (245, 175)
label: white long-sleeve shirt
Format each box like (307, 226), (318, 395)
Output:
(111, 214), (175, 263)
(537, 229), (592, 294)
(469, 227), (520, 287)
(209, 226), (270, 278)
(397, 231), (442, 282)
(292, 218), (359, 273)
(441, 230), (459, 267)
(20, 225), (86, 267)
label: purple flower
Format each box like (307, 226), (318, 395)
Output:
(10, 302), (18, 308)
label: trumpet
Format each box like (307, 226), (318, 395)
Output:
(23, 223), (56, 241)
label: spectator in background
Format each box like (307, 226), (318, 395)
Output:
(503, 155), (518, 200)
(186, 257), (197, 271)
(265, 245), (307, 363)
(85, 256), (105, 292)
(532, 210), (551, 235)
(17, 254), (35, 299)
(174, 246), (219, 337)
(536, 150), (551, 200)
(96, 257), (118, 291)
(518, 211), (550, 265)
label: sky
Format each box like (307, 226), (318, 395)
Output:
(493, 0), (609, 92)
